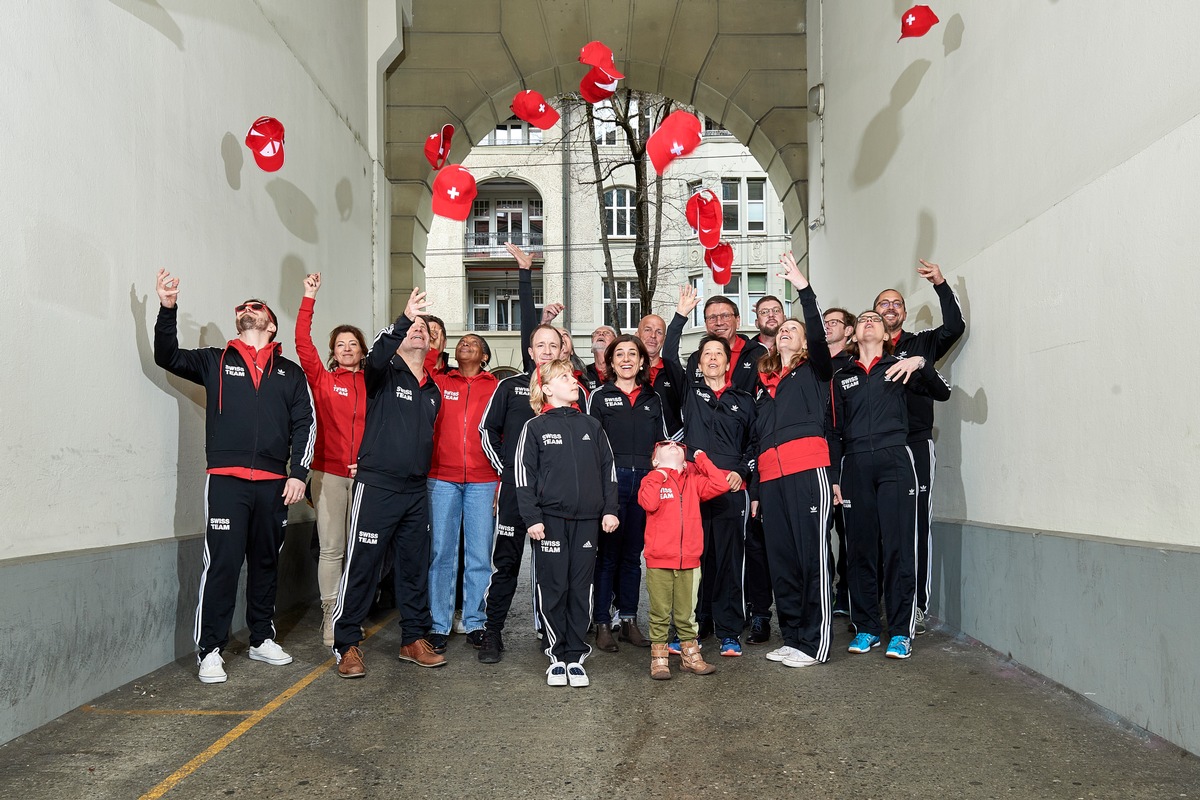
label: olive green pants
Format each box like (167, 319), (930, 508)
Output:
(646, 567), (701, 643)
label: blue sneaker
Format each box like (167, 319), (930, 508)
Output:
(719, 637), (742, 657)
(667, 635), (682, 655)
(847, 633), (881, 654)
(885, 636), (912, 659)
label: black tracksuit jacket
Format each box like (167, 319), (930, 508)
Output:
(828, 354), (951, 484)
(513, 407), (619, 528)
(586, 382), (671, 471)
(892, 280), (964, 442)
(154, 305), (315, 481)
(355, 315), (442, 493)
(479, 371), (535, 485)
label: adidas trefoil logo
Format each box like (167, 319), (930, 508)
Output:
(810, 506), (818, 513)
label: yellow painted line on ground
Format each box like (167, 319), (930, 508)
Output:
(139, 612), (397, 800)
(83, 706), (254, 717)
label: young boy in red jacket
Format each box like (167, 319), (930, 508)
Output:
(638, 442), (731, 680)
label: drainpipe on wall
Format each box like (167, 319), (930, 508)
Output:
(560, 102), (571, 329)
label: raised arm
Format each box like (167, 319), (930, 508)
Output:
(777, 252), (832, 380)
(664, 284), (700, 373)
(918, 259), (965, 360)
(366, 287), (427, 384)
(295, 273), (327, 383)
(152, 269), (211, 384)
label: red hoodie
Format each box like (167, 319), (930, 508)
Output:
(294, 297), (367, 478)
(430, 368), (500, 483)
(638, 451), (730, 570)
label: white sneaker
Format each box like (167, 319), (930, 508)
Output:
(248, 638), (293, 666)
(765, 645), (801, 663)
(452, 610), (467, 635)
(782, 650), (819, 668)
(546, 661), (568, 686)
(566, 662), (589, 687)
(198, 651), (227, 684)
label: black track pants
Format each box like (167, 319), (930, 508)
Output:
(697, 489), (748, 639)
(533, 515), (599, 665)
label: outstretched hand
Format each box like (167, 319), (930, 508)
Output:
(676, 284), (701, 317)
(156, 269), (180, 308)
(541, 302), (565, 324)
(403, 286), (429, 321)
(505, 242), (533, 270)
(303, 273), (321, 299)
(917, 259), (945, 286)
(777, 251), (809, 291)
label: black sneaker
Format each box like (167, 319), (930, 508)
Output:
(477, 630), (503, 663)
(746, 616), (771, 645)
(696, 615), (713, 641)
(466, 630), (487, 649)
(427, 633), (449, 654)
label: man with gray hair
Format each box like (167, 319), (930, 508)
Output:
(583, 325), (618, 392)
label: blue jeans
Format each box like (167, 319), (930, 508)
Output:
(427, 479), (498, 635)
(592, 467), (648, 624)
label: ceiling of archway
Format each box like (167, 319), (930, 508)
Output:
(384, 0), (809, 309)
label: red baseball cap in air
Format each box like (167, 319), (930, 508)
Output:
(899, 5), (939, 39)
(511, 90), (560, 130)
(579, 66), (619, 104)
(647, 110), (702, 174)
(686, 189), (722, 250)
(704, 243), (734, 285)
(432, 165), (477, 221)
(245, 116), (285, 172)
(579, 40), (625, 80)
(424, 123), (454, 170)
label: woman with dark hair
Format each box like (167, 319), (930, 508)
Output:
(751, 252), (835, 669)
(427, 333), (500, 653)
(830, 307), (951, 661)
(295, 273), (368, 646)
(586, 334), (670, 651)
(664, 288), (753, 658)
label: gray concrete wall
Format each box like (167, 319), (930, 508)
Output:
(932, 520), (1200, 755)
(0, 523), (316, 745)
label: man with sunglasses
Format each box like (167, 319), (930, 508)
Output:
(873, 260), (965, 634)
(153, 270), (316, 685)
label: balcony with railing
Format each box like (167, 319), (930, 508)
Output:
(463, 231), (544, 260)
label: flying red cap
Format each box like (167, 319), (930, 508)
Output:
(424, 123), (455, 170)
(510, 90), (560, 130)
(431, 165), (477, 221)
(704, 243), (734, 285)
(686, 189), (722, 250)
(579, 40), (625, 80)
(245, 116), (285, 172)
(647, 110), (701, 174)
(579, 66), (619, 104)
(899, 5), (939, 39)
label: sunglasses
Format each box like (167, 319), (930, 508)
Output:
(654, 440), (686, 450)
(235, 302), (268, 314)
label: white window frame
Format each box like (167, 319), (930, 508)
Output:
(479, 117), (542, 146)
(602, 278), (642, 330)
(468, 277), (544, 332)
(468, 195), (544, 254)
(605, 187), (637, 238)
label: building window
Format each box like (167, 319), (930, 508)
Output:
(703, 115), (731, 137)
(690, 274), (705, 328)
(746, 272), (768, 317)
(706, 270), (768, 324)
(605, 188), (637, 238)
(468, 277), (544, 332)
(747, 179), (765, 233)
(594, 100), (619, 146)
(602, 279), (642, 330)
(479, 117), (542, 146)
(466, 194), (544, 255)
(721, 178), (740, 232)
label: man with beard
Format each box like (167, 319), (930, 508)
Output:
(751, 295), (785, 352)
(872, 260), (965, 634)
(583, 325), (618, 392)
(153, 270), (315, 685)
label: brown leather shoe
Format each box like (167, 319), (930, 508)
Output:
(338, 646), (366, 679)
(679, 639), (716, 675)
(595, 624), (619, 653)
(650, 643), (672, 680)
(619, 619), (651, 648)
(398, 638), (447, 668)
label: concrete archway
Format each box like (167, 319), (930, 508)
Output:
(384, 0), (810, 317)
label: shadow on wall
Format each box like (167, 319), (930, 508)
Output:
(266, 179), (319, 244)
(278, 254), (309, 322)
(943, 14), (965, 56)
(131, 283), (226, 653)
(852, 59), (931, 188)
(335, 178), (354, 221)
(106, 0), (183, 50)
(221, 132), (243, 191)
(913, 209), (937, 270)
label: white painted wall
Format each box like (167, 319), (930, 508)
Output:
(807, 1), (1200, 546)
(0, 1), (375, 560)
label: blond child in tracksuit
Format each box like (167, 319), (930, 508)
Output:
(637, 442), (731, 679)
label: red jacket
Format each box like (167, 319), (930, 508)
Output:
(638, 452), (730, 570)
(295, 297), (366, 478)
(430, 368), (500, 483)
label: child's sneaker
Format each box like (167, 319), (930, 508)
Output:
(546, 661), (568, 686)
(566, 662), (589, 687)
(667, 635), (682, 655)
(719, 637), (742, 657)
(847, 632), (881, 654)
(885, 636), (912, 659)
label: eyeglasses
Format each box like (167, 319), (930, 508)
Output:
(823, 318), (847, 328)
(875, 299), (904, 309)
(705, 312), (736, 322)
(857, 314), (884, 324)
(235, 302), (267, 313)
(756, 307), (783, 317)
